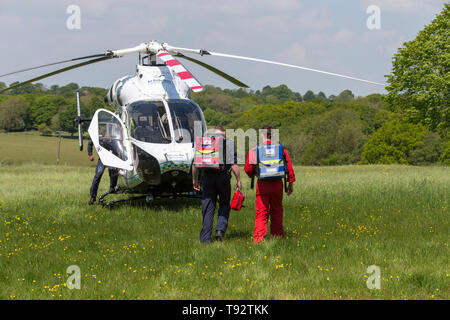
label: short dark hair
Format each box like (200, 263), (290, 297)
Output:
(261, 125), (272, 139)
(214, 125), (226, 133)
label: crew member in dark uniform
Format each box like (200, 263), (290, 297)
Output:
(192, 126), (242, 243)
(87, 139), (119, 205)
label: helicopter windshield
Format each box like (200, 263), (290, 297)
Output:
(167, 99), (205, 143)
(129, 101), (172, 144)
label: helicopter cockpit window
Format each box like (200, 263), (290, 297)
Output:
(167, 99), (206, 143)
(97, 111), (128, 161)
(129, 101), (172, 144)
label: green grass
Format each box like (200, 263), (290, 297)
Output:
(0, 131), (95, 167)
(0, 133), (448, 300)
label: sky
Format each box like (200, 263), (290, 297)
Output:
(0, 0), (447, 97)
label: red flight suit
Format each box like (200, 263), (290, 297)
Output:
(244, 140), (296, 243)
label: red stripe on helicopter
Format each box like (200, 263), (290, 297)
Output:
(178, 71), (193, 80)
(157, 51), (203, 91)
(165, 59), (180, 67)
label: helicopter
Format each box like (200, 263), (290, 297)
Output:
(1, 40), (385, 206)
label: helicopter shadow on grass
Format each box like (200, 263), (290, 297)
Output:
(100, 195), (201, 212)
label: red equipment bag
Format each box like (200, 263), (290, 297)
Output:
(230, 191), (245, 211)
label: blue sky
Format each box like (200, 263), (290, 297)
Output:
(0, 0), (446, 97)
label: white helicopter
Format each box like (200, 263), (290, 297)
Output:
(1, 40), (385, 206)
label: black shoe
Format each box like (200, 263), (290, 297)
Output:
(215, 230), (225, 241)
(108, 187), (116, 194)
(88, 197), (96, 205)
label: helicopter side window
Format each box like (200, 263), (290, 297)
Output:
(97, 111), (128, 161)
(130, 101), (172, 144)
(167, 99), (206, 143)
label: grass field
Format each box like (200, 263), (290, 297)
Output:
(0, 133), (449, 300)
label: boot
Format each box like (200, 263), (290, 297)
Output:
(88, 197), (96, 205)
(215, 230), (225, 241)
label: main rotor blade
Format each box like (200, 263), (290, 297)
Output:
(0, 53), (111, 78)
(156, 51), (204, 92)
(175, 53), (249, 88)
(167, 45), (386, 87)
(1, 56), (115, 92)
(207, 51), (386, 87)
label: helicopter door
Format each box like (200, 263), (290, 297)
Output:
(88, 109), (133, 171)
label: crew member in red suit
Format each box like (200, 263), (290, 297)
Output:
(244, 126), (295, 243)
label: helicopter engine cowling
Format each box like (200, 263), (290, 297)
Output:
(105, 65), (192, 109)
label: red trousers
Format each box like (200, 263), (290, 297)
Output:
(253, 179), (284, 243)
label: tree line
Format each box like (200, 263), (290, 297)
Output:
(0, 82), (448, 165)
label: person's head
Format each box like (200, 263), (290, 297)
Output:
(260, 125), (272, 141)
(214, 125), (226, 136)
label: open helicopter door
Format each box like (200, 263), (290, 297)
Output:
(88, 109), (133, 171)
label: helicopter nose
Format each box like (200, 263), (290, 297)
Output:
(135, 145), (161, 185)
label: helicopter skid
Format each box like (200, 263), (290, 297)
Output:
(98, 187), (201, 208)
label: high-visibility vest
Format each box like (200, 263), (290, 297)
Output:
(194, 134), (225, 170)
(256, 143), (286, 179)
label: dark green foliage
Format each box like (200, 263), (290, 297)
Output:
(58, 102), (78, 136)
(303, 90), (316, 101)
(407, 131), (445, 165)
(360, 120), (427, 164)
(386, 3), (449, 132)
(2, 79), (447, 166)
(37, 123), (53, 136)
(334, 89), (354, 102)
(0, 96), (30, 132)
(440, 141), (450, 165)
(30, 95), (66, 128)
(298, 108), (367, 165)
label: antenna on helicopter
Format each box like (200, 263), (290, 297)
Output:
(74, 90), (92, 151)
(76, 91), (83, 151)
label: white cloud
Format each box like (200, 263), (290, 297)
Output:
(276, 43), (308, 65)
(297, 7), (334, 30)
(362, 0), (445, 14)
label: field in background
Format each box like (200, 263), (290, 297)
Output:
(0, 159), (448, 299)
(0, 132), (95, 167)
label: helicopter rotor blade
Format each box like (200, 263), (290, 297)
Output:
(208, 51), (386, 86)
(1, 55), (115, 92)
(174, 52), (249, 89)
(0, 53), (113, 78)
(156, 51), (204, 92)
(166, 45), (386, 87)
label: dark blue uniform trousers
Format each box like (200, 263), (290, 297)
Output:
(90, 159), (118, 198)
(199, 171), (232, 243)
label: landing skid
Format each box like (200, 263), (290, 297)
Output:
(98, 187), (201, 208)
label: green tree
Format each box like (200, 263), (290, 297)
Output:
(59, 102), (78, 136)
(334, 90), (354, 102)
(360, 119), (427, 164)
(303, 90), (316, 101)
(440, 141), (450, 164)
(407, 131), (444, 165)
(30, 95), (66, 128)
(386, 3), (449, 132)
(0, 96), (30, 132)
